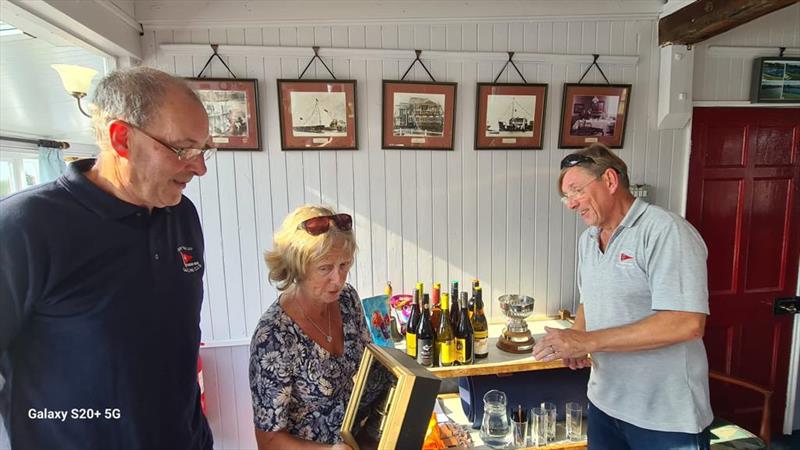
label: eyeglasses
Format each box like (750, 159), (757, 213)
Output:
(122, 121), (216, 161)
(560, 154), (595, 170)
(560, 176), (601, 205)
(298, 214), (353, 236)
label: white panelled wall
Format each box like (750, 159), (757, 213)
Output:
(142, 18), (685, 449)
(693, 3), (800, 102)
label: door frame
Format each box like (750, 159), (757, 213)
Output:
(683, 105), (800, 434)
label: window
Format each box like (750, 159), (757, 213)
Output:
(0, 152), (39, 196)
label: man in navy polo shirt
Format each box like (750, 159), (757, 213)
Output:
(532, 144), (712, 450)
(0, 67), (214, 449)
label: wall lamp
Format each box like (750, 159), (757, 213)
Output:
(51, 64), (98, 118)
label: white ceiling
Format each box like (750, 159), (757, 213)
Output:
(0, 21), (108, 146)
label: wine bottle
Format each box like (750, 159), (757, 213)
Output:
(472, 286), (489, 359)
(436, 293), (455, 367)
(405, 285), (421, 358)
(416, 294), (435, 368)
(468, 278), (480, 320)
(431, 282), (442, 330)
(455, 291), (474, 365)
(449, 281), (460, 327)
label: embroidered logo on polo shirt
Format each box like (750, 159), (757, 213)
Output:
(616, 251), (636, 268)
(177, 246), (202, 273)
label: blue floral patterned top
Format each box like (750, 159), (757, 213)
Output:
(249, 284), (375, 444)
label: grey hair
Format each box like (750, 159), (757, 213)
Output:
(90, 67), (201, 144)
(557, 143), (631, 194)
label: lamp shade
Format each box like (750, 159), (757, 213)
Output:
(51, 64), (97, 96)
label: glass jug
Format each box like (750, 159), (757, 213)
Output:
(480, 389), (511, 448)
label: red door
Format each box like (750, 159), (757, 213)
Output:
(686, 107), (800, 435)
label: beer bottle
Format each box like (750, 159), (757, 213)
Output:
(431, 282), (442, 330)
(405, 284), (422, 358)
(436, 293), (455, 367)
(449, 281), (460, 327)
(416, 294), (435, 368)
(455, 291), (474, 365)
(472, 286), (489, 359)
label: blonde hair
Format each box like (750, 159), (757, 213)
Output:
(264, 205), (357, 291)
(557, 143), (630, 194)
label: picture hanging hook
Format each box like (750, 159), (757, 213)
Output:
(577, 54), (610, 85)
(492, 51), (528, 84)
(195, 44), (238, 79)
(400, 49), (436, 82)
(299, 46), (337, 80)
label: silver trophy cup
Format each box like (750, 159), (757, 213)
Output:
(497, 294), (536, 353)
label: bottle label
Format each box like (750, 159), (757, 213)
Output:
(417, 339), (434, 367)
(474, 330), (489, 356)
(455, 338), (468, 363)
(406, 332), (416, 357)
(438, 341), (454, 366)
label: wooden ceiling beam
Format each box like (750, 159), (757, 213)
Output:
(659, 0), (799, 46)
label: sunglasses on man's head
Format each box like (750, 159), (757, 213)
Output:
(560, 154), (596, 170)
(298, 214), (353, 236)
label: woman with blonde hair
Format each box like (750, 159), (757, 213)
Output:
(249, 205), (381, 449)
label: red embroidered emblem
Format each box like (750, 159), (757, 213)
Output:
(620, 253), (633, 262)
(177, 246), (202, 273)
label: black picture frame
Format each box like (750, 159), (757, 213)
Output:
(185, 78), (262, 151)
(750, 57), (800, 103)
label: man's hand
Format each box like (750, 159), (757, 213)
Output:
(532, 326), (592, 366)
(563, 356), (592, 370)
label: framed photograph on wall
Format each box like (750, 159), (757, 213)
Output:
(559, 83), (631, 149)
(382, 80), (457, 150)
(475, 83), (548, 150)
(186, 78), (261, 151)
(277, 79), (358, 150)
(750, 57), (800, 103)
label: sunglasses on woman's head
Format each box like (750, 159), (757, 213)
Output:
(298, 214), (353, 236)
(560, 154), (596, 170)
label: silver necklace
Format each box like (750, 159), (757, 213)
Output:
(297, 298), (332, 343)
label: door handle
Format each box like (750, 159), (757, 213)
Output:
(774, 297), (800, 315)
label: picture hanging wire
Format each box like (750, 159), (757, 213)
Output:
(400, 50), (436, 82)
(577, 54), (610, 85)
(299, 46), (337, 80)
(779, 47), (786, 57)
(196, 44), (238, 78)
(493, 52), (528, 84)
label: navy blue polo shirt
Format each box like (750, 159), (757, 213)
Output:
(0, 159), (212, 449)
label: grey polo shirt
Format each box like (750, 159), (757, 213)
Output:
(578, 198), (713, 433)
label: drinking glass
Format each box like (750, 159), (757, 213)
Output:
(541, 401), (556, 441)
(566, 402), (583, 442)
(528, 406), (548, 447)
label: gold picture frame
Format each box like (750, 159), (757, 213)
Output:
(341, 344), (441, 450)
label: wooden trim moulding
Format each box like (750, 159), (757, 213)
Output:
(160, 43), (639, 66)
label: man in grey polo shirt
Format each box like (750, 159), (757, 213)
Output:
(532, 144), (712, 450)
